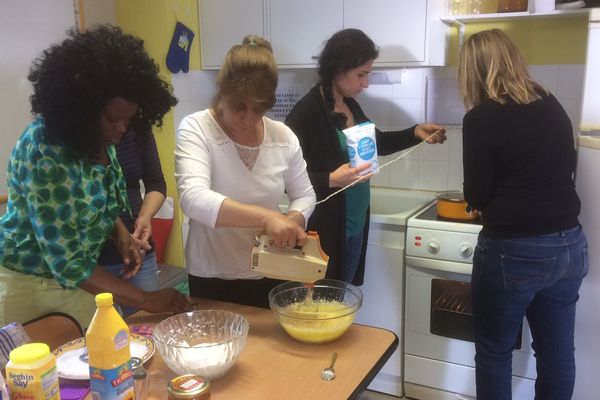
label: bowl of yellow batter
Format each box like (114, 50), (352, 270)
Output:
(268, 279), (363, 344)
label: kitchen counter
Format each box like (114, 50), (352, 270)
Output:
(369, 187), (436, 225)
(120, 298), (398, 400)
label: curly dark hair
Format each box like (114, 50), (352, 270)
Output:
(318, 29), (378, 130)
(28, 24), (178, 158)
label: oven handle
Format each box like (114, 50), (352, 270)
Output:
(405, 256), (473, 275)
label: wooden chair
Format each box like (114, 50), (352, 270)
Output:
(23, 312), (84, 351)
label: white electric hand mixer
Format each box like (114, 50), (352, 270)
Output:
(250, 231), (329, 283)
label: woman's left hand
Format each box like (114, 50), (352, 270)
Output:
(133, 215), (153, 245)
(415, 123), (447, 144)
(112, 218), (151, 279)
(115, 233), (151, 279)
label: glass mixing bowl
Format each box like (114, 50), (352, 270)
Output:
(268, 279), (363, 344)
(153, 310), (249, 380)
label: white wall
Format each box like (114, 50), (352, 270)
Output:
(0, 0), (75, 195)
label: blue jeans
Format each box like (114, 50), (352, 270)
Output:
(343, 230), (364, 283)
(472, 226), (588, 400)
(103, 252), (159, 316)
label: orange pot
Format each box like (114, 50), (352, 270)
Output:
(435, 191), (478, 221)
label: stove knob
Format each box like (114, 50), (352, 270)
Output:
(426, 240), (440, 254)
(459, 243), (473, 257)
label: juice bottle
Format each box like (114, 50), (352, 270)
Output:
(5, 342), (60, 400)
(87, 293), (135, 399)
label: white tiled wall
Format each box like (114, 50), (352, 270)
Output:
(170, 64), (585, 192)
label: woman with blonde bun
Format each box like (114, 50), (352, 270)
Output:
(176, 35), (315, 307)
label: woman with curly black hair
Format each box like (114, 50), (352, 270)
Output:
(285, 29), (447, 285)
(0, 25), (192, 328)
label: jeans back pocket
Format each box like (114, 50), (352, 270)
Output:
(500, 254), (556, 294)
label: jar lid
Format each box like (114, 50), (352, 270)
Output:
(168, 375), (210, 397)
(9, 343), (51, 364)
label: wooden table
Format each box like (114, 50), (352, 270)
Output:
(115, 298), (397, 399)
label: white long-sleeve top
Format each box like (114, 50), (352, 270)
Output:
(175, 109), (316, 279)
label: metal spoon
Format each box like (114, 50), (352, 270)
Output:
(320, 352), (337, 381)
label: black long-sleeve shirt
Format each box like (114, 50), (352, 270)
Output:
(97, 130), (167, 264)
(462, 92), (580, 238)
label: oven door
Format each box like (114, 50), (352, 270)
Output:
(404, 257), (536, 398)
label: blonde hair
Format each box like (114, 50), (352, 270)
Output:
(213, 35), (278, 110)
(457, 29), (547, 110)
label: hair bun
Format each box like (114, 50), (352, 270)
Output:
(242, 35), (273, 53)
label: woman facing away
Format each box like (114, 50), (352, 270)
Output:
(459, 28), (588, 400)
(0, 25), (193, 328)
(175, 35), (316, 308)
(285, 28), (446, 285)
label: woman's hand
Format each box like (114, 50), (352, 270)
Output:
(141, 289), (195, 314)
(112, 218), (150, 279)
(329, 163), (372, 188)
(133, 214), (153, 244)
(415, 123), (447, 144)
(263, 210), (307, 248)
(286, 210), (306, 230)
(82, 267), (194, 314)
(115, 234), (151, 279)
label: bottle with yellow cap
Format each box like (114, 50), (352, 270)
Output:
(5, 342), (60, 399)
(87, 292), (135, 399)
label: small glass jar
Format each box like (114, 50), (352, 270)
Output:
(168, 375), (211, 400)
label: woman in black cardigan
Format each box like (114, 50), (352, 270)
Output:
(285, 29), (446, 284)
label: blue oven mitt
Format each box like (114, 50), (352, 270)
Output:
(166, 21), (195, 73)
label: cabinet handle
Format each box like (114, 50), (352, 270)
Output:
(311, 55), (319, 60)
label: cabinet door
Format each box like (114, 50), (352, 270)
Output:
(354, 223), (406, 395)
(343, 0), (427, 64)
(199, 0), (265, 69)
(269, 0), (343, 67)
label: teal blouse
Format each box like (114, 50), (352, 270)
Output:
(336, 129), (370, 238)
(0, 118), (129, 289)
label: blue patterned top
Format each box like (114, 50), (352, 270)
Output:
(0, 118), (130, 288)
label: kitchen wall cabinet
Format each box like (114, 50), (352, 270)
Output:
(199, 0), (266, 69)
(199, 0), (448, 69)
(344, 0), (427, 65)
(268, 0), (343, 67)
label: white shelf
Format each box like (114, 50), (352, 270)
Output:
(441, 8), (589, 25)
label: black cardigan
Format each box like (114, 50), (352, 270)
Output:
(285, 84), (420, 285)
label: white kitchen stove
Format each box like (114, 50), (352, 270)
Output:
(406, 203), (481, 268)
(403, 202), (536, 400)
